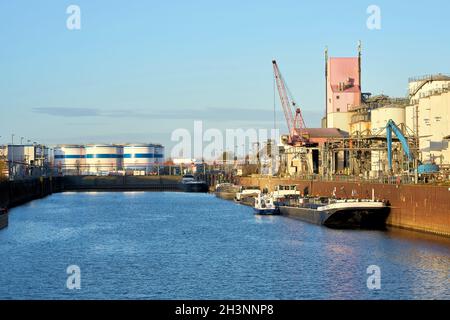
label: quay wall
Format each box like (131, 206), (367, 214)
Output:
(62, 175), (181, 191)
(0, 177), (64, 209)
(0, 175), (181, 209)
(238, 177), (450, 237)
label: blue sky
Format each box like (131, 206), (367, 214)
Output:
(0, 0), (449, 148)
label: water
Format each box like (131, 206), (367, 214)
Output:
(0, 192), (449, 300)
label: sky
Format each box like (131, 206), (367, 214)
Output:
(0, 0), (449, 149)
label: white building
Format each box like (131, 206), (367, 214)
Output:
(406, 74), (450, 165)
(0, 144), (51, 178)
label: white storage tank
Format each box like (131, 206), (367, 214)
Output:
(123, 144), (156, 171)
(54, 145), (86, 175)
(371, 105), (406, 135)
(85, 144), (123, 175)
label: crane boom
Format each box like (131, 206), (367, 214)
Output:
(386, 119), (414, 171)
(272, 60), (307, 145)
(273, 60), (294, 135)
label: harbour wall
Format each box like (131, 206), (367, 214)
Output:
(62, 175), (181, 191)
(0, 177), (64, 209)
(238, 177), (450, 237)
(0, 176), (181, 209)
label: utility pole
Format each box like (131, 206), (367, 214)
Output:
(324, 46), (328, 128)
(10, 134), (15, 180)
(414, 105), (419, 184)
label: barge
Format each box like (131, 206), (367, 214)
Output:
(180, 175), (209, 193)
(214, 183), (240, 200)
(279, 198), (390, 229)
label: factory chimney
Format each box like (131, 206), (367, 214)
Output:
(358, 40), (362, 91)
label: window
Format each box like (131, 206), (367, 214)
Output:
(336, 95), (340, 100)
(337, 108), (340, 112)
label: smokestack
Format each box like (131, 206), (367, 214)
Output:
(358, 40), (362, 90)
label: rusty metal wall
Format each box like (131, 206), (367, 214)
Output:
(238, 177), (450, 237)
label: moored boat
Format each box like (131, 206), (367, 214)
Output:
(235, 185), (260, 202)
(254, 195), (279, 215)
(214, 183), (240, 200)
(279, 197), (390, 229)
(272, 185), (301, 203)
(179, 174), (209, 193)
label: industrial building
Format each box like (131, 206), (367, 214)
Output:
(322, 73), (450, 177)
(406, 75), (450, 166)
(323, 44), (362, 132)
(0, 144), (51, 179)
(273, 43), (450, 181)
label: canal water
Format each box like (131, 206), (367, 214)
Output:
(0, 192), (449, 300)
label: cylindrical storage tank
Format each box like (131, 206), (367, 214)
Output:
(85, 145), (123, 175)
(371, 106), (406, 134)
(54, 145), (86, 175)
(154, 144), (165, 164)
(123, 144), (155, 173)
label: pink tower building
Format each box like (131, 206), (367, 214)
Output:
(324, 44), (362, 132)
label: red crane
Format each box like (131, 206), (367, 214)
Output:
(272, 60), (308, 146)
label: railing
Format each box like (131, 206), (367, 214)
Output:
(409, 74), (450, 83)
(260, 173), (421, 185)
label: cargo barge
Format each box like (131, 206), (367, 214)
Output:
(179, 175), (209, 193)
(214, 183), (240, 200)
(279, 198), (390, 229)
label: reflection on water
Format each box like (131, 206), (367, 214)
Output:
(0, 192), (448, 300)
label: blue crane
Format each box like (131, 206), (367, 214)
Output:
(386, 119), (414, 171)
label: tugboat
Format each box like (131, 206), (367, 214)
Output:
(254, 194), (279, 215)
(180, 174), (209, 193)
(0, 208), (8, 230)
(279, 197), (390, 230)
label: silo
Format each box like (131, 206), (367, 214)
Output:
(54, 145), (86, 175)
(371, 105), (406, 135)
(154, 144), (165, 164)
(123, 144), (155, 172)
(85, 144), (123, 175)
